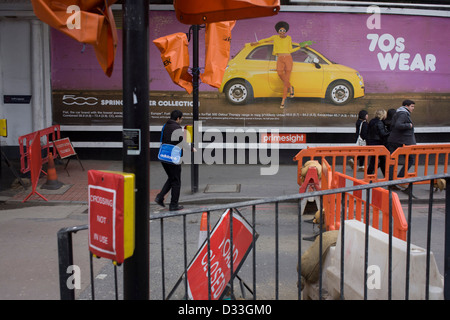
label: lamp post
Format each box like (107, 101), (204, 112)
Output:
(191, 24), (199, 193)
(122, 0), (150, 300)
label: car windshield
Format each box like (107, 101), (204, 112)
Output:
(246, 44), (329, 64)
(231, 46), (245, 59)
(306, 48), (336, 64)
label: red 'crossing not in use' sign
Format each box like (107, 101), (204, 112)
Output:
(88, 170), (135, 264)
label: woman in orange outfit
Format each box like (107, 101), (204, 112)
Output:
(252, 21), (300, 108)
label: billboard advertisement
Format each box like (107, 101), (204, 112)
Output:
(51, 7), (450, 129)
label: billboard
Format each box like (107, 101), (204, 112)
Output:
(51, 7), (450, 128)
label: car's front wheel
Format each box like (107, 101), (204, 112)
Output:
(224, 79), (253, 105)
(326, 80), (353, 105)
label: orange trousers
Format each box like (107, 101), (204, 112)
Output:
(276, 54), (293, 100)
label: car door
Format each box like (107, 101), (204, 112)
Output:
(268, 48), (325, 96)
(243, 44), (273, 96)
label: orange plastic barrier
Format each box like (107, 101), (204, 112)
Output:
(295, 144), (450, 239)
(389, 144), (450, 183)
(318, 160), (407, 240)
(294, 144), (450, 185)
(293, 145), (393, 185)
(18, 125), (61, 174)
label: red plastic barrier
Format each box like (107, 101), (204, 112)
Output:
(22, 133), (47, 202)
(18, 125), (61, 174)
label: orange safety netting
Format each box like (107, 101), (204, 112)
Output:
(31, 0), (118, 77)
(153, 33), (193, 94)
(201, 21), (236, 89)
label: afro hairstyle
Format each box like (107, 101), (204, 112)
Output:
(275, 21), (289, 33)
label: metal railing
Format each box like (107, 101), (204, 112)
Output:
(58, 174), (450, 300)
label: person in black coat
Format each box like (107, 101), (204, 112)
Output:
(387, 99), (416, 179)
(367, 109), (390, 175)
(383, 108), (396, 140)
(355, 110), (369, 170)
(155, 110), (192, 211)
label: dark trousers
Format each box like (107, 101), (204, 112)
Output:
(157, 162), (181, 207)
(368, 155), (386, 176)
(388, 142), (415, 180)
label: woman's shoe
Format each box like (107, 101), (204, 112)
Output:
(280, 103), (285, 109)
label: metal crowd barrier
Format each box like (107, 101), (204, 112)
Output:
(57, 174), (450, 300)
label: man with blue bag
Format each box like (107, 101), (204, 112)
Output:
(155, 110), (194, 211)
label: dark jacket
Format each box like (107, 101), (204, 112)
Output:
(387, 107), (416, 146)
(161, 119), (190, 149)
(355, 119), (368, 141)
(161, 119), (182, 145)
(367, 118), (389, 146)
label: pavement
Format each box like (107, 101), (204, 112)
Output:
(1, 159), (445, 206)
(0, 158), (446, 299)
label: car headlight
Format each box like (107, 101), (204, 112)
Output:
(356, 72), (363, 86)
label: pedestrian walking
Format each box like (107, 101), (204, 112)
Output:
(367, 109), (390, 175)
(349, 110), (369, 171)
(387, 99), (416, 180)
(155, 110), (194, 211)
(383, 108), (397, 138)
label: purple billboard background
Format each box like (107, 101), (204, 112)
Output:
(51, 10), (449, 94)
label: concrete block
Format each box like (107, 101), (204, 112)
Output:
(324, 220), (443, 300)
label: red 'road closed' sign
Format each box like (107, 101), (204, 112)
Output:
(186, 209), (257, 300)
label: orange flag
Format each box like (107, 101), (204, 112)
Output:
(31, 0), (118, 77)
(201, 21), (236, 89)
(153, 33), (193, 94)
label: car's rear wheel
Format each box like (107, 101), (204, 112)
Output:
(224, 79), (253, 105)
(327, 80), (353, 105)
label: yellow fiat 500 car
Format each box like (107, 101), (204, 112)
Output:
(219, 43), (364, 105)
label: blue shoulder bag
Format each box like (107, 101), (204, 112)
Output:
(158, 124), (182, 165)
